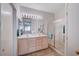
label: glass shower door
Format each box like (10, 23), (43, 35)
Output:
(54, 19), (65, 54)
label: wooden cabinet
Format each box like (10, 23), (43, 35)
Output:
(36, 37), (42, 50)
(18, 36), (48, 55)
(42, 37), (48, 48)
(28, 38), (36, 52)
(18, 39), (29, 55)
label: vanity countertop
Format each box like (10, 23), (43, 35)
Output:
(17, 33), (47, 39)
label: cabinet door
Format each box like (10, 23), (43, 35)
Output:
(28, 38), (36, 52)
(36, 37), (42, 50)
(18, 39), (28, 55)
(42, 37), (48, 49)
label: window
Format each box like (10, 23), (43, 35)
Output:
(25, 25), (30, 31)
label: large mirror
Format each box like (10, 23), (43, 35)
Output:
(17, 17), (44, 36)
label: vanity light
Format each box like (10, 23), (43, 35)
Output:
(21, 13), (43, 20)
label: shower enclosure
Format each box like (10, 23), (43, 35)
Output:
(54, 18), (65, 55)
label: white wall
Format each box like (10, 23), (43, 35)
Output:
(20, 6), (54, 34)
(55, 7), (65, 20)
(66, 3), (79, 56)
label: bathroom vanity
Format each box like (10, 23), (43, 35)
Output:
(17, 34), (48, 55)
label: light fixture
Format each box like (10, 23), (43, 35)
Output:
(21, 13), (43, 20)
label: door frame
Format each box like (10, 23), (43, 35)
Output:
(0, 3), (1, 56)
(64, 3), (69, 56)
(10, 3), (17, 56)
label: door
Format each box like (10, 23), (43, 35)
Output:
(0, 3), (16, 56)
(66, 3), (79, 56)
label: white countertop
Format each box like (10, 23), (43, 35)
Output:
(17, 33), (47, 39)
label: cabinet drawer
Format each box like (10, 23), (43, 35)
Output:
(42, 37), (48, 44)
(29, 45), (36, 47)
(42, 41), (48, 45)
(42, 43), (48, 47)
(36, 38), (41, 42)
(18, 48), (29, 55)
(29, 47), (36, 52)
(36, 45), (42, 50)
(36, 39), (42, 45)
(36, 43), (41, 46)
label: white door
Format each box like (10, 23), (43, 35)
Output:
(1, 3), (16, 56)
(66, 3), (79, 56)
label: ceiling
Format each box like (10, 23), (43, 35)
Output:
(18, 3), (65, 14)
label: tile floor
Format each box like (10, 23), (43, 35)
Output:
(24, 48), (61, 56)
